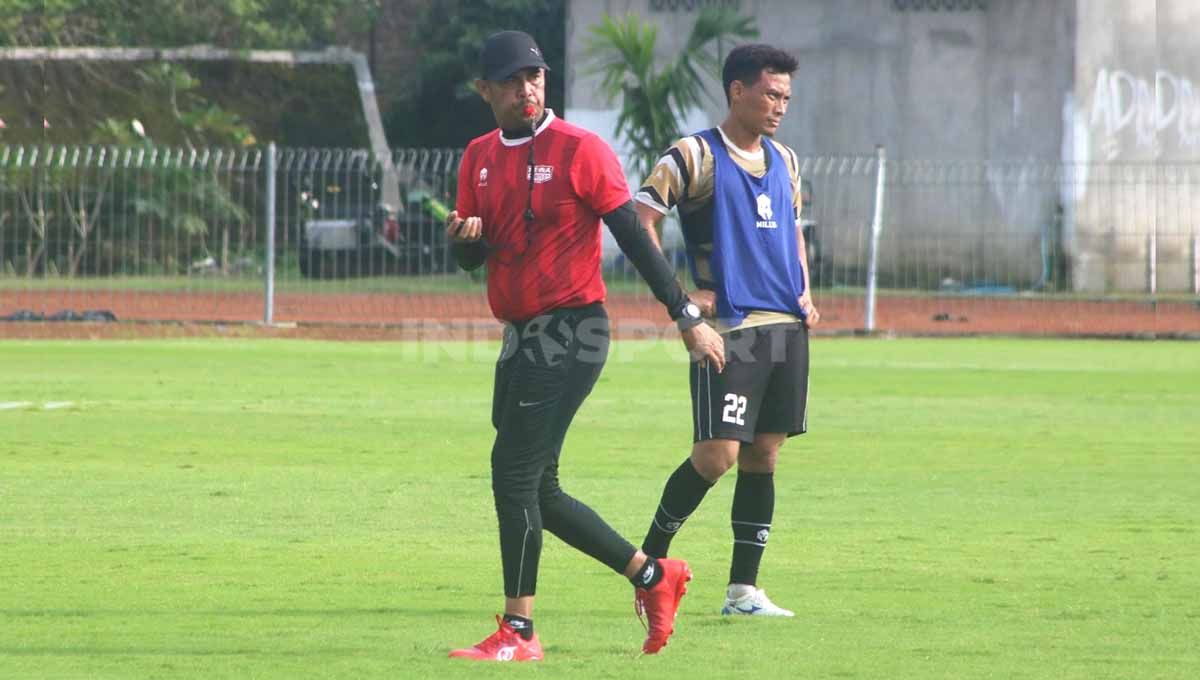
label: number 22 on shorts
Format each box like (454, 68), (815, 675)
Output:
(722, 393), (747, 425)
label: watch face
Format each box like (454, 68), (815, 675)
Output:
(685, 303), (700, 319)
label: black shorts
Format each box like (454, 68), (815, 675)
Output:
(491, 303), (610, 446)
(690, 321), (809, 443)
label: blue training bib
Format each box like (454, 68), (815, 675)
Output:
(697, 129), (805, 327)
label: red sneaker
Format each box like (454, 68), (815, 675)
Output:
(448, 615), (544, 662)
(634, 558), (692, 654)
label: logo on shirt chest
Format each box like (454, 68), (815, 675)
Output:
(478, 167), (489, 187)
(755, 193), (777, 229)
(527, 164), (554, 184)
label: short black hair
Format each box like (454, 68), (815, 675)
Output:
(722, 44), (798, 105)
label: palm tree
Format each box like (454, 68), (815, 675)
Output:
(583, 7), (758, 182)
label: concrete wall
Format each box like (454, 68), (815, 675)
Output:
(1069, 0), (1200, 293)
(569, 0), (1072, 159)
(566, 0), (1077, 289)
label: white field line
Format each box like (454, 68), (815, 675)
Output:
(0, 401), (77, 410)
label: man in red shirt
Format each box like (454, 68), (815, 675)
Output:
(446, 31), (724, 662)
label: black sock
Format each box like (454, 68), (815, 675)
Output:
(629, 556), (664, 590)
(502, 613), (534, 641)
(729, 470), (774, 587)
(642, 459), (715, 558)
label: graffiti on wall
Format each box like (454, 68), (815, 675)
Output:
(1089, 68), (1200, 159)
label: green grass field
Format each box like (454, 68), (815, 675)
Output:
(2, 338), (1197, 679)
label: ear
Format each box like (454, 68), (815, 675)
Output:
(730, 80), (744, 102)
(474, 79), (491, 104)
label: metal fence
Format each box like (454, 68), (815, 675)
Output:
(2, 143), (1198, 338)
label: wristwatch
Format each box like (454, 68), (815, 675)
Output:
(674, 301), (703, 331)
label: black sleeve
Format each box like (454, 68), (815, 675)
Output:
(450, 240), (488, 271)
(602, 200), (688, 319)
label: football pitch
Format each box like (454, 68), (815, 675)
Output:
(1, 337), (1197, 679)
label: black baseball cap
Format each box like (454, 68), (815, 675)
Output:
(480, 30), (550, 82)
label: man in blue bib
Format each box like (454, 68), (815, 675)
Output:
(634, 44), (821, 617)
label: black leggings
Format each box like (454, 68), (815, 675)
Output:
(490, 303), (637, 598)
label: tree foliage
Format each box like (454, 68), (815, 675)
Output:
(0, 0), (361, 48)
(0, 1), (372, 147)
(2, 0), (568, 149)
(384, 0), (565, 148)
(582, 7), (757, 180)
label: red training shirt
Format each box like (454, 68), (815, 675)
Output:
(456, 110), (631, 322)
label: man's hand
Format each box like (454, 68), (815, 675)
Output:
(690, 289), (717, 317)
(798, 291), (820, 327)
(445, 210), (483, 243)
(681, 322), (725, 372)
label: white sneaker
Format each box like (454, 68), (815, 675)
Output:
(720, 587), (794, 617)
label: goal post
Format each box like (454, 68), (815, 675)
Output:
(0, 45), (399, 211)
